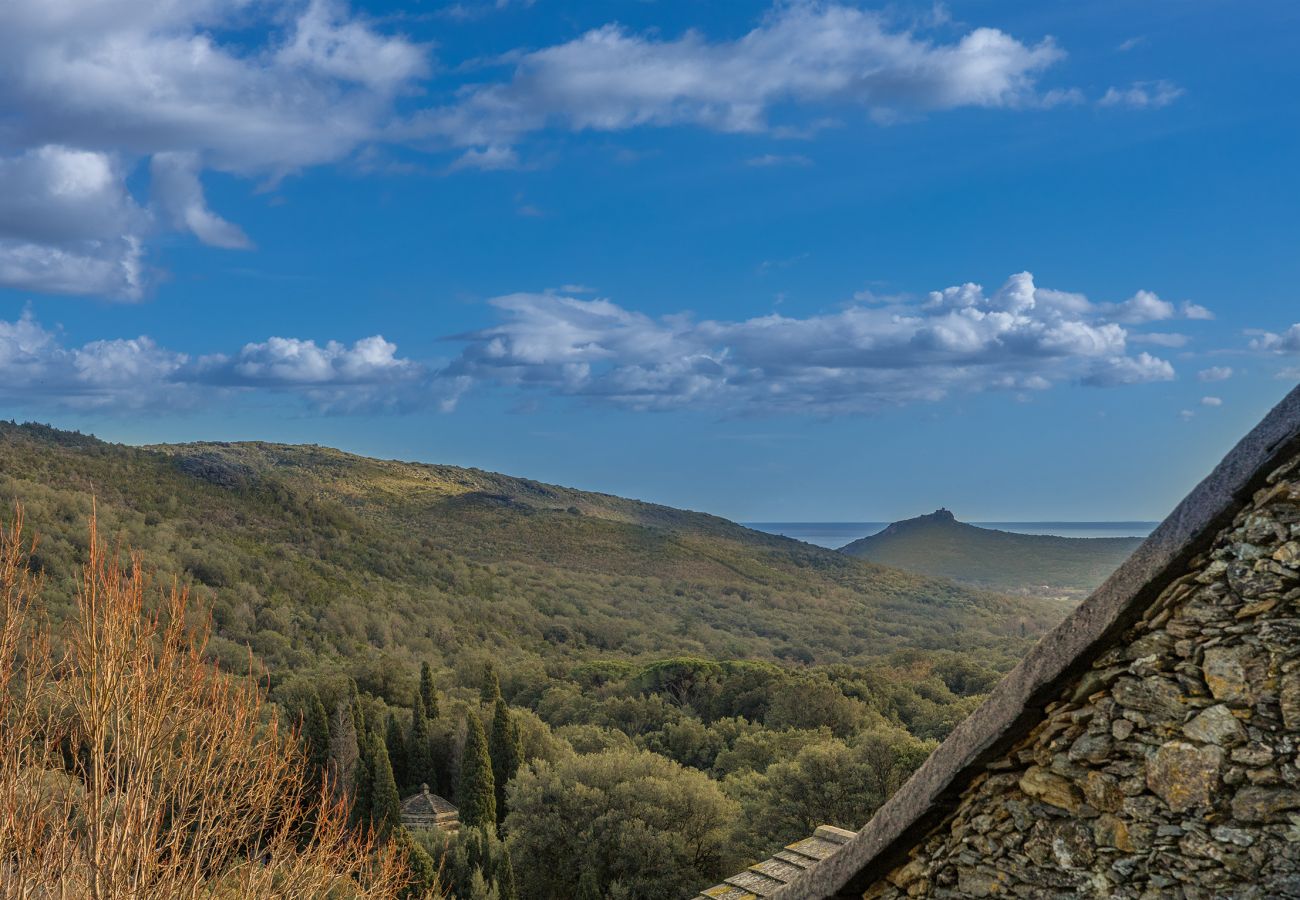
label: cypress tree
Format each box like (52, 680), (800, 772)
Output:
(385, 713), (408, 792)
(458, 713), (496, 829)
(420, 661), (439, 719)
(370, 732), (403, 838)
(497, 846), (519, 900)
(489, 698), (521, 824)
(481, 664), (501, 703)
(303, 695), (330, 777)
(348, 678), (365, 735)
(351, 733), (374, 828)
(326, 700), (359, 806)
(407, 691), (433, 793)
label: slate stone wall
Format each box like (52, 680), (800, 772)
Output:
(864, 450), (1300, 900)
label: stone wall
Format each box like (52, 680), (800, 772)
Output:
(864, 450), (1300, 900)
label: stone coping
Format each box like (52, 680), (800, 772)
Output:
(777, 383), (1300, 900)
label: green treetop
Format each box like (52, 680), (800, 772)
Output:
(369, 732), (403, 838)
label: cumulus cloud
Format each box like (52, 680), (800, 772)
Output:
(0, 0), (429, 297)
(1099, 79), (1184, 109)
(407, 3), (1069, 150)
(445, 272), (1180, 415)
(0, 312), (453, 414)
(0, 146), (149, 298)
(1198, 366), (1233, 382)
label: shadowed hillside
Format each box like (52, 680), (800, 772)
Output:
(840, 509), (1143, 597)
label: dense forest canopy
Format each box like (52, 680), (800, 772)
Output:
(0, 422), (1074, 898)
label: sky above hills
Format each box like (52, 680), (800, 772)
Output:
(1, 0), (1297, 521)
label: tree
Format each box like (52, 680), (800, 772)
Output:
(328, 698), (360, 806)
(576, 870), (602, 900)
(392, 828), (440, 900)
(352, 733), (375, 828)
(386, 713), (409, 792)
(458, 713), (496, 829)
(497, 846), (519, 900)
(506, 749), (737, 899)
(408, 690), (434, 793)
(371, 732), (404, 838)
(490, 698), (522, 824)
(482, 663), (502, 703)
(421, 661), (440, 719)
(303, 693), (331, 777)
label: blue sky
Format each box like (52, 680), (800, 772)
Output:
(0, 0), (1297, 521)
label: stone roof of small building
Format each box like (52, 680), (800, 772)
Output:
(694, 826), (857, 899)
(400, 784), (458, 819)
(771, 383), (1300, 899)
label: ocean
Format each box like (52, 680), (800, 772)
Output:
(743, 521), (1159, 549)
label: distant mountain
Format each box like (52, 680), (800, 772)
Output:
(839, 509), (1144, 597)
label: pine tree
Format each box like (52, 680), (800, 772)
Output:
(303, 694), (331, 778)
(420, 661), (439, 719)
(481, 664), (501, 703)
(489, 698), (521, 824)
(407, 690), (434, 793)
(385, 713), (408, 792)
(326, 699), (359, 806)
(458, 713), (496, 829)
(370, 732), (403, 838)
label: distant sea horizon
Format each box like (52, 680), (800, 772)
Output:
(743, 521), (1159, 549)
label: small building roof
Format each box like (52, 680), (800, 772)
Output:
(400, 784), (458, 819)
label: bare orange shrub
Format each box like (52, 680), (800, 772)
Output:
(0, 510), (422, 900)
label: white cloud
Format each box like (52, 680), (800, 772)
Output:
(446, 271), (1178, 414)
(150, 153), (251, 250)
(0, 0), (429, 297)
(408, 3), (1069, 150)
(0, 146), (149, 298)
(746, 154), (814, 167)
(1099, 79), (1184, 109)
(1201, 396), (1222, 407)
(1133, 332), (1189, 348)
(0, 311), (450, 413)
(1198, 366), (1233, 382)
(1251, 325), (1300, 354)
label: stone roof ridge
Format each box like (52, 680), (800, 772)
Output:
(693, 826), (858, 900)
(777, 383), (1300, 900)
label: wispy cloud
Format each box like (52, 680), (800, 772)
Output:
(405, 3), (1071, 151)
(746, 154), (814, 168)
(1198, 366), (1233, 382)
(1099, 79), (1184, 109)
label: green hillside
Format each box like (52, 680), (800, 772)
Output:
(839, 508), (1143, 597)
(0, 423), (1066, 683)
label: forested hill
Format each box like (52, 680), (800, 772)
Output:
(0, 422), (1065, 682)
(840, 509), (1144, 597)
